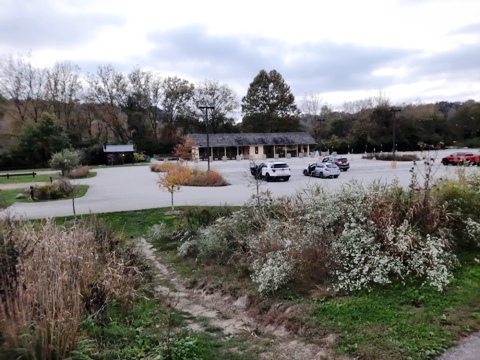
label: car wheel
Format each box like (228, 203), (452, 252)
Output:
(334, 175), (339, 178)
(442, 159), (449, 166)
(265, 173), (272, 182)
(284, 177), (290, 181)
(303, 169), (308, 176)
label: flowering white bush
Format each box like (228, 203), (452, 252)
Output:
(331, 218), (456, 292)
(465, 218), (480, 247)
(251, 250), (294, 294)
(175, 178), (458, 294)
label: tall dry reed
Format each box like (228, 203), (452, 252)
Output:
(0, 218), (139, 359)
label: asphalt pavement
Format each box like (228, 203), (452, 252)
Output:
(0, 149), (474, 220)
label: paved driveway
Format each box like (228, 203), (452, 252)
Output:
(1, 149), (477, 220)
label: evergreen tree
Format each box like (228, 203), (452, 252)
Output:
(17, 113), (72, 166)
(240, 70), (301, 133)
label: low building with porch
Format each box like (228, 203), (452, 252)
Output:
(187, 132), (317, 161)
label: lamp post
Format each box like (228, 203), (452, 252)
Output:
(315, 117), (326, 153)
(390, 107), (401, 160)
(199, 105), (215, 171)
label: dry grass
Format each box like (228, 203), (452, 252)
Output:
(0, 217), (140, 359)
(150, 162), (176, 173)
(186, 169), (229, 186)
(68, 165), (91, 178)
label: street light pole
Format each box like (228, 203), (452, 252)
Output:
(199, 106), (215, 171)
(390, 107), (401, 160)
(315, 117), (326, 152)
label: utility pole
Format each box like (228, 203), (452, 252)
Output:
(199, 106), (215, 171)
(390, 107), (401, 160)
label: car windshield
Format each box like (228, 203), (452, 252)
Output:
(326, 164), (339, 168)
(272, 163), (289, 168)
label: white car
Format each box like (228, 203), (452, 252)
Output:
(251, 161), (291, 182)
(303, 162), (340, 178)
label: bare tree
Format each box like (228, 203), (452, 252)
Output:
(45, 61), (83, 133)
(301, 91), (324, 119)
(127, 67), (163, 141)
(84, 64), (129, 143)
(0, 52), (48, 124)
(160, 76), (195, 140)
(195, 79), (239, 133)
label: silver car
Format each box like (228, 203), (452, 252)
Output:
(304, 162), (340, 178)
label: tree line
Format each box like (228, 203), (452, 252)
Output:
(0, 53), (479, 168)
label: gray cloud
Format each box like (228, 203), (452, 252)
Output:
(0, 1), (125, 50)
(145, 25), (417, 98)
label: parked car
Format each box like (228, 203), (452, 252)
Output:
(250, 161), (291, 181)
(322, 156), (350, 171)
(441, 152), (480, 166)
(304, 162), (340, 178)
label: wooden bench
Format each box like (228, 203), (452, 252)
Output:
(0, 172), (37, 179)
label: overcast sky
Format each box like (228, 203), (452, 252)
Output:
(1, 0), (479, 110)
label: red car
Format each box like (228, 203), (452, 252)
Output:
(441, 152), (480, 166)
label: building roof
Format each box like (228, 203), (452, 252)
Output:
(103, 144), (135, 153)
(187, 132), (316, 147)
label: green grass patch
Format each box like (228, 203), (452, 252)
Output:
(313, 258), (480, 359)
(0, 185), (89, 208)
(95, 208), (177, 238)
(0, 174), (57, 184)
(0, 171), (96, 184)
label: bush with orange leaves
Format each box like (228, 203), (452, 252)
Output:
(157, 165), (229, 210)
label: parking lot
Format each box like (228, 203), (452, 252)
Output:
(2, 149), (478, 220)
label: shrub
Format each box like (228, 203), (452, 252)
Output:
(134, 152), (146, 163)
(150, 162), (175, 173)
(79, 144), (105, 166)
(365, 153), (418, 161)
(177, 176), (459, 295)
(35, 178), (74, 200)
(186, 169), (229, 186)
(35, 183), (63, 200)
(68, 165), (90, 179)
(151, 163), (229, 186)
(49, 148), (80, 176)
(433, 170), (480, 249)
(175, 206), (233, 230)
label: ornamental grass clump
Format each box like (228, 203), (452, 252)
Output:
(35, 178), (74, 200)
(0, 218), (140, 359)
(68, 165), (90, 178)
(150, 162), (176, 173)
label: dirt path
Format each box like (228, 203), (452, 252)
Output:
(137, 237), (347, 360)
